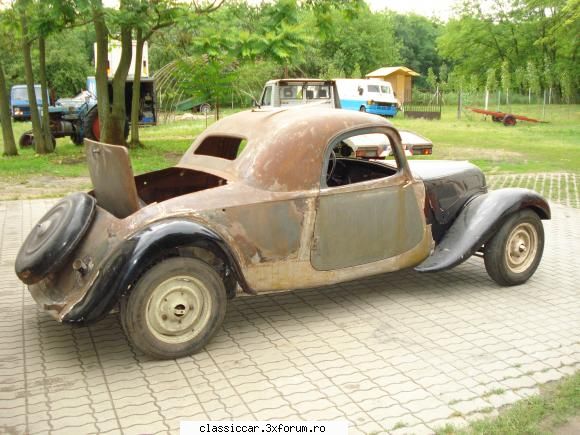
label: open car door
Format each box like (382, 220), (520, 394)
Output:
(85, 139), (141, 219)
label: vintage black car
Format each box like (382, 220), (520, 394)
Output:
(15, 108), (550, 359)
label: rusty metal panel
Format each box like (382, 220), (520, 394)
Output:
(85, 139), (141, 219)
(311, 181), (424, 271)
(178, 107), (396, 193)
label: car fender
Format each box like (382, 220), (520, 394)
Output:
(62, 219), (247, 324)
(415, 188), (550, 273)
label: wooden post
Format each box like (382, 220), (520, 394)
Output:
(543, 89), (546, 118)
(484, 87), (489, 111)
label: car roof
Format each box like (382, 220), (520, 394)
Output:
(178, 107), (395, 192)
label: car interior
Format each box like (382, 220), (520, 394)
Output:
(326, 132), (399, 187)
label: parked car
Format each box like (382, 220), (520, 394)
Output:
(10, 84), (47, 121)
(15, 107), (550, 359)
(335, 128), (434, 159)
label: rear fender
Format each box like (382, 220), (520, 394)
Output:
(62, 219), (247, 324)
(415, 188), (550, 273)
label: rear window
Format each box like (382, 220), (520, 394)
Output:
(194, 136), (247, 160)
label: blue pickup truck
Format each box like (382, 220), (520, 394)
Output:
(10, 84), (47, 121)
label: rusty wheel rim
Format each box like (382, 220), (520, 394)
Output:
(145, 275), (212, 344)
(505, 222), (538, 274)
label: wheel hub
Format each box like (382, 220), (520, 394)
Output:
(145, 275), (212, 344)
(505, 223), (538, 273)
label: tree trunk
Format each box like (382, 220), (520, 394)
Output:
(92, 0), (110, 142)
(0, 61), (17, 156)
(130, 29), (143, 148)
(20, 9), (46, 153)
(38, 36), (54, 152)
(104, 23), (132, 145)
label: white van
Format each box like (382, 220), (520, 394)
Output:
(335, 79), (398, 117)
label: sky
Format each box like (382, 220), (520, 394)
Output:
(365, 0), (457, 20)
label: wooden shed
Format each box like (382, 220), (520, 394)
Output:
(365, 66), (420, 104)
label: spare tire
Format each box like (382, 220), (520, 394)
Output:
(15, 193), (97, 285)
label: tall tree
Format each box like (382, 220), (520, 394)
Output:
(0, 61), (17, 156)
(0, 9), (17, 156)
(17, 0), (48, 153)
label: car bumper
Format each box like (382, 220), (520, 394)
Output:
(368, 105), (398, 116)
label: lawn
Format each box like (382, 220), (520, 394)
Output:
(0, 104), (578, 185)
(437, 371), (580, 435)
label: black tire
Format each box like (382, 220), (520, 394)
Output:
(15, 192), (97, 284)
(83, 106), (100, 141)
(120, 257), (227, 359)
(71, 129), (84, 145)
(83, 106), (130, 142)
(484, 209), (544, 286)
(359, 105), (366, 112)
(19, 131), (34, 148)
(502, 114), (517, 126)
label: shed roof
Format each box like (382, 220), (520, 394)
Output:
(366, 66), (420, 78)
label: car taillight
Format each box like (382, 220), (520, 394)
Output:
(356, 150), (378, 158)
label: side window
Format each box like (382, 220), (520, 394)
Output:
(367, 85), (380, 93)
(261, 86), (273, 106)
(325, 132), (399, 188)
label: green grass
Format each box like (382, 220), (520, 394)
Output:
(395, 104), (580, 175)
(0, 105), (578, 185)
(437, 371), (580, 435)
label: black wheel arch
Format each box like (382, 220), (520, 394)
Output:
(415, 188), (550, 273)
(62, 219), (248, 325)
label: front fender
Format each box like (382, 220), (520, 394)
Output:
(62, 219), (246, 324)
(415, 188), (550, 273)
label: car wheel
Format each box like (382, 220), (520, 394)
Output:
(18, 131), (34, 148)
(359, 106), (366, 112)
(484, 209), (544, 286)
(502, 114), (517, 126)
(120, 257), (227, 359)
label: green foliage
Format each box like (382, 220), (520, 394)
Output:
(501, 60), (511, 93)
(438, 0), (578, 98)
(485, 68), (497, 92)
(393, 13), (441, 84)
(351, 63), (362, 79)
(438, 63), (448, 84)
(426, 67), (437, 90)
(46, 28), (91, 97)
(317, 9), (401, 77)
(526, 61), (541, 95)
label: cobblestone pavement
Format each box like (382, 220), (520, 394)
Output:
(0, 199), (578, 435)
(487, 173), (579, 208)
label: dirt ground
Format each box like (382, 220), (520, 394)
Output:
(555, 417), (580, 435)
(0, 175), (91, 200)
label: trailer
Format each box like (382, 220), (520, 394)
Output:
(466, 107), (547, 126)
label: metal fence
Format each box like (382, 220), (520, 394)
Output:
(402, 90), (442, 120)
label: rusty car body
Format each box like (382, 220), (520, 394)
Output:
(15, 107), (550, 359)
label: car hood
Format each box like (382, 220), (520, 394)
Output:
(408, 160), (487, 226)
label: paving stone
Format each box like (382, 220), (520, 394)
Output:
(2, 199), (579, 434)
